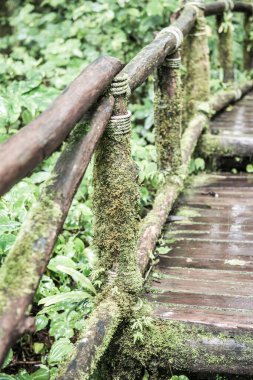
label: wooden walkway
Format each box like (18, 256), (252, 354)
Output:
(146, 92), (253, 355)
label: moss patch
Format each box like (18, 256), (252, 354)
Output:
(183, 12), (210, 125)
(154, 60), (182, 173)
(97, 317), (253, 380)
(93, 124), (142, 293)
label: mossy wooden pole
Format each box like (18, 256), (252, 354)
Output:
(216, 4), (235, 83)
(183, 0), (210, 124)
(93, 74), (142, 293)
(244, 7), (253, 70)
(154, 50), (183, 173)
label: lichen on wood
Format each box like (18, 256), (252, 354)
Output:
(154, 51), (183, 173)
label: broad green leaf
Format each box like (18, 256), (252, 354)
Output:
(48, 255), (76, 272)
(246, 164), (253, 173)
(0, 96), (8, 128)
(194, 158), (205, 171)
(0, 374), (15, 380)
(56, 265), (96, 294)
(30, 367), (49, 380)
(38, 291), (91, 307)
(1, 349), (13, 369)
(146, 1), (163, 16)
(33, 342), (44, 354)
(48, 338), (74, 365)
(157, 247), (171, 255)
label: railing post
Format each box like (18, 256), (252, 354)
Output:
(216, 1), (235, 83)
(93, 74), (142, 293)
(243, 4), (253, 71)
(154, 50), (183, 173)
(183, 0), (210, 124)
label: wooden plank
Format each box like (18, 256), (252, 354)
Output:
(169, 223), (253, 233)
(166, 231), (253, 242)
(159, 256), (253, 271)
(152, 304), (253, 329)
(157, 267), (253, 283)
(150, 277), (253, 297)
(146, 292), (253, 310)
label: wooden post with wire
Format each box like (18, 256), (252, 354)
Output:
(154, 47), (183, 173)
(183, 0), (210, 124)
(93, 73), (142, 294)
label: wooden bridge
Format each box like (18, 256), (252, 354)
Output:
(0, 1), (253, 379)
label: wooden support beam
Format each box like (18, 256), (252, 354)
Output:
(0, 96), (114, 367)
(217, 9), (235, 83)
(102, 318), (253, 378)
(0, 56), (123, 197)
(244, 3), (253, 70)
(205, 1), (253, 16)
(183, 0), (210, 125)
(154, 51), (183, 172)
(58, 297), (122, 380)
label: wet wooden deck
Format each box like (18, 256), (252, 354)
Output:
(211, 92), (253, 137)
(200, 90), (253, 157)
(146, 173), (253, 330)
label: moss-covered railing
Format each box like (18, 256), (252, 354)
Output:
(0, 0), (252, 378)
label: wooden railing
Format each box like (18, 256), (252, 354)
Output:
(0, 0), (252, 378)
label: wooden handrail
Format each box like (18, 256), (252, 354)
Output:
(0, 56), (122, 197)
(205, 1), (253, 16)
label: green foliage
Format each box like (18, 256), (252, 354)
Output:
(189, 157), (205, 174)
(130, 315), (153, 344)
(246, 164), (253, 173)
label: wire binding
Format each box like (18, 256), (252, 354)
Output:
(107, 110), (132, 136)
(164, 56), (181, 68)
(157, 25), (184, 52)
(110, 73), (130, 96)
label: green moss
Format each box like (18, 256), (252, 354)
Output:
(58, 296), (124, 380)
(0, 197), (62, 334)
(183, 12), (210, 125)
(154, 61), (182, 173)
(176, 206), (201, 218)
(97, 316), (253, 380)
(199, 134), (234, 157)
(93, 117), (142, 294)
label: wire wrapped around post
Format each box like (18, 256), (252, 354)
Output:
(182, 0), (210, 126)
(93, 73), (142, 294)
(216, 0), (235, 83)
(154, 50), (183, 174)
